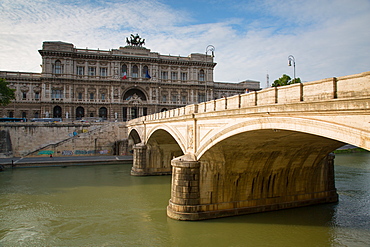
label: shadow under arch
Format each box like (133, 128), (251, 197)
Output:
(128, 128), (142, 154)
(146, 125), (187, 155)
(180, 128), (344, 220)
(131, 127), (184, 176)
(196, 116), (368, 159)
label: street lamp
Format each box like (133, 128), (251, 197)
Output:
(288, 55), (296, 82)
(205, 45), (215, 102)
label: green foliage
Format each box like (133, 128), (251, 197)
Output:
(0, 78), (16, 106)
(272, 74), (301, 87)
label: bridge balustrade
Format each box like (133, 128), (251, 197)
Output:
(337, 73), (369, 98)
(302, 78), (335, 101)
(215, 97), (227, 111)
(277, 83), (302, 103)
(226, 94), (240, 109)
(206, 100), (215, 112)
(132, 72), (369, 122)
(256, 87), (277, 105)
(240, 91), (257, 108)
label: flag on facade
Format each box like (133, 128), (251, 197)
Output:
(122, 72), (127, 80)
(145, 70), (151, 79)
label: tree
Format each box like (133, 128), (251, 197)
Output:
(272, 74), (301, 87)
(0, 78), (16, 106)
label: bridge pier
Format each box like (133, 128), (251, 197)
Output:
(131, 143), (173, 176)
(167, 153), (338, 221)
(131, 143), (147, 176)
(167, 154), (201, 220)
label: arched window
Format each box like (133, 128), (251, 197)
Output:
(142, 65), (149, 78)
(99, 107), (108, 119)
(123, 89), (147, 101)
(121, 64), (127, 78)
(53, 106), (62, 118)
(54, 60), (62, 74)
(199, 69), (205, 81)
(132, 65), (138, 78)
(76, 106), (84, 120)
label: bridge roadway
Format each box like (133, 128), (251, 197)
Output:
(128, 71), (370, 220)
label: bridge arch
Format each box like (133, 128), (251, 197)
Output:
(146, 125), (187, 154)
(197, 116), (367, 159)
(129, 125), (185, 176)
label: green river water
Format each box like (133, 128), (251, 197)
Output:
(1, 153), (369, 246)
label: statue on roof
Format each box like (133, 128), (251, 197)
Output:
(126, 34), (145, 47)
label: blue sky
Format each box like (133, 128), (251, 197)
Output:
(1, 0), (369, 88)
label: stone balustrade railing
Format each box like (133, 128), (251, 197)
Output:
(129, 71), (369, 124)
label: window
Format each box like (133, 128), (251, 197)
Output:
(22, 92), (27, 100)
(22, 112), (27, 118)
(35, 92), (40, 99)
(171, 72), (178, 80)
(101, 93), (105, 100)
(78, 92), (83, 100)
(88, 67), (96, 76)
(172, 95), (177, 103)
(199, 69), (205, 81)
(121, 64), (127, 77)
(100, 67), (107, 77)
(54, 60), (62, 74)
(181, 72), (187, 81)
(181, 95), (187, 104)
(161, 71), (168, 80)
(132, 65), (138, 78)
(77, 66), (84, 75)
(90, 93), (94, 100)
(162, 95), (167, 102)
(52, 90), (63, 99)
(198, 93), (205, 103)
(142, 66), (149, 78)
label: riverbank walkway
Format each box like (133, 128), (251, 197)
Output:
(0, 155), (133, 168)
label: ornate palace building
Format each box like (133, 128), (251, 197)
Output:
(0, 35), (260, 121)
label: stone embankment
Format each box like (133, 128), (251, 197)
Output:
(0, 122), (129, 158)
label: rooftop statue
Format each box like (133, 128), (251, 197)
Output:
(126, 34), (145, 47)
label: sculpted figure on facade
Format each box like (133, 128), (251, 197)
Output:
(126, 34), (145, 47)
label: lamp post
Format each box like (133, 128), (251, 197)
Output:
(205, 45), (215, 102)
(288, 55), (296, 82)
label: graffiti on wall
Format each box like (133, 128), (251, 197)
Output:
(38, 150), (110, 155)
(61, 150), (110, 155)
(38, 150), (54, 155)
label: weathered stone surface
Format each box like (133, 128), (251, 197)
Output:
(0, 122), (126, 157)
(129, 71), (370, 220)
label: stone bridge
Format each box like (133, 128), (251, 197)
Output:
(127, 71), (370, 220)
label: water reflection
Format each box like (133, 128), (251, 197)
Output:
(0, 153), (369, 246)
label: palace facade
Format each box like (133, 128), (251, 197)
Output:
(0, 39), (260, 121)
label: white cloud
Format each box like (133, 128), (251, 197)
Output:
(1, 0), (369, 88)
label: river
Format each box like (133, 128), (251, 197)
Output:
(1, 153), (369, 246)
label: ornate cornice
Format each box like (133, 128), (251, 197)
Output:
(39, 50), (216, 68)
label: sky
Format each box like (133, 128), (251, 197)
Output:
(1, 0), (369, 88)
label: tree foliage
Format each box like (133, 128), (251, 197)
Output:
(0, 78), (16, 106)
(272, 74), (301, 87)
